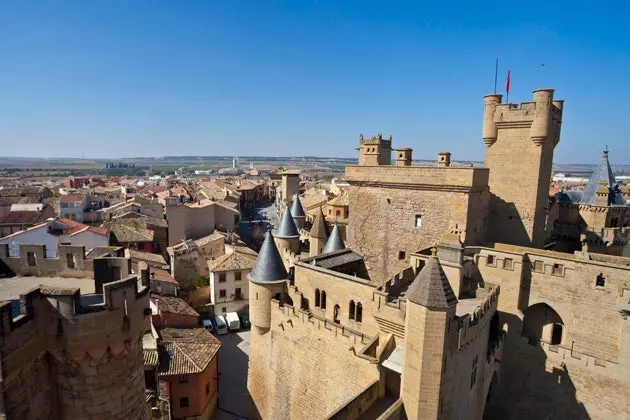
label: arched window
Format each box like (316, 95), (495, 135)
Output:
(356, 303), (363, 323)
(321, 291), (327, 309)
(315, 289), (320, 308)
(349, 300), (355, 320)
(334, 304), (340, 323)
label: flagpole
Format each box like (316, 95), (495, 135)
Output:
(494, 59), (498, 94)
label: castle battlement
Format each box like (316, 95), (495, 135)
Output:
(270, 299), (375, 350)
(456, 284), (500, 350)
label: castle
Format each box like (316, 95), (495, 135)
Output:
(0, 247), (151, 419)
(247, 89), (630, 419)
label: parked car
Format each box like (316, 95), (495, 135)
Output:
(202, 319), (215, 334)
(214, 315), (228, 335)
(225, 312), (241, 331)
(239, 314), (251, 329)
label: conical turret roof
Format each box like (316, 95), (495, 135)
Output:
(581, 149), (625, 206)
(407, 251), (457, 309)
(322, 223), (345, 254)
(276, 208), (299, 238)
(310, 207), (329, 239)
(248, 231), (288, 284)
(290, 196), (305, 218)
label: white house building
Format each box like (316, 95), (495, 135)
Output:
(207, 247), (257, 315)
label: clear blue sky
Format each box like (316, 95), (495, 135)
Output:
(1, 1), (628, 163)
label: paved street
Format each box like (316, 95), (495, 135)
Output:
(213, 330), (251, 420)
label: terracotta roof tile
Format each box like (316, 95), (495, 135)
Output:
(152, 295), (199, 317)
(157, 327), (221, 376)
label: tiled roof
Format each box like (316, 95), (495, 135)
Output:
(144, 349), (159, 368)
(152, 295), (199, 317)
(195, 231), (225, 246)
(130, 250), (167, 265)
(157, 327), (221, 376)
(328, 194), (350, 207)
(57, 218), (110, 236)
(300, 194), (329, 211)
(106, 222), (154, 243)
(150, 267), (178, 284)
(310, 207), (329, 239)
(302, 249), (363, 269)
(0, 211), (46, 224)
(86, 246), (123, 259)
(407, 254), (457, 309)
(208, 251), (257, 273)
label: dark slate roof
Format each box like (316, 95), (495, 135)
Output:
(290, 195), (306, 218)
(406, 254), (457, 309)
(275, 208), (299, 238)
(581, 150), (625, 206)
(558, 191), (583, 205)
(248, 231), (288, 283)
(323, 223), (345, 254)
(310, 207), (329, 239)
(302, 249), (363, 269)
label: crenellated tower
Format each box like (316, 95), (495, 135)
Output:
(357, 133), (393, 166)
(483, 89), (564, 247)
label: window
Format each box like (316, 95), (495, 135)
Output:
(321, 291), (327, 309)
(533, 260), (544, 273)
(27, 252), (36, 266)
(356, 303), (363, 323)
(398, 251), (406, 260)
(349, 300), (355, 320)
(470, 356), (478, 389)
(315, 289), (320, 307)
(503, 258), (514, 270)
(218, 273), (226, 283)
(328, 209), (332, 215)
(415, 215), (422, 227)
(596, 273), (606, 288)
(235, 271), (242, 281)
(221, 307), (226, 313)
(552, 263), (564, 276)
(235, 287), (242, 300)
(179, 375), (188, 384)
(333, 304), (340, 324)
(486, 255), (495, 266)
(180, 397), (189, 408)
(219, 289), (226, 298)
(336, 210), (341, 217)
(206, 383), (210, 395)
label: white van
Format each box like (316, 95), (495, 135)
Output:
(225, 312), (241, 331)
(214, 315), (228, 335)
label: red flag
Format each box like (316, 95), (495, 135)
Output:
(506, 69), (511, 93)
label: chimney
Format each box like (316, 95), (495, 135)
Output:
(437, 152), (451, 167)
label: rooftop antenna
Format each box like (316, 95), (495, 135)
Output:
(540, 63), (545, 86)
(493, 59), (498, 94)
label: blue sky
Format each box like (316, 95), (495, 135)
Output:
(0, 1), (628, 163)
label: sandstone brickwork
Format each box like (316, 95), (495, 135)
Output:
(0, 275), (151, 420)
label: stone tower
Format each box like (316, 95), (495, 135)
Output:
(483, 89), (563, 247)
(290, 195), (306, 230)
(247, 231), (288, 340)
(401, 251), (457, 420)
(274, 207), (301, 267)
(357, 133), (392, 166)
(309, 207), (329, 257)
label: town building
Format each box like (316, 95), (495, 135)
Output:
(166, 200), (240, 246)
(58, 193), (108, 223)
(0, 185), (54, 217)
(208, 247), (257, 315)
(167, 232), (226, 284)
(0, 203), (55, 238)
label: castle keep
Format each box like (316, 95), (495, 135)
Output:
(247, 89), (630, 419)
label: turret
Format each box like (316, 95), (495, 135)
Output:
(309, 207), (329, 256)
(357, 133), (393, 166)
(530, 89), (554, 146)
(290, 195), (306, 230)
(395, 148), (413, 166)
(248, 231), (288, 339)
(401, 249), (457, 420)
(482, 94), (502, 146)
(322, 223), (345, 254)
(275, 207), (301, 264)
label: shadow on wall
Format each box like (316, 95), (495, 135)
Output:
(488, 195), (532, 247)
(483, 311), (589, 420)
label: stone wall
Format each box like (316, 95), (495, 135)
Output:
(0, 243), (94, 278)
(345, 165), (489, 280)
(0, 275), (151, 420)
(247, 301), (380, 420)
(475, 245), (630, 419)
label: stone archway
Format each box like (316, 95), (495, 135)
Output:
(522, 302), (564, 345)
